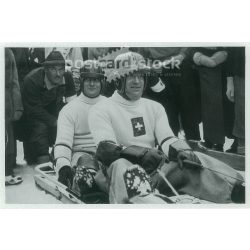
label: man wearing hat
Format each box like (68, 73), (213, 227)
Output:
(88, 52), (244, 204)
(53, 60), (106, 193)
(22, 51), (76, 164)
(87, 51), (200, 203)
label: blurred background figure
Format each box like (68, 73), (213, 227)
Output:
(21, 51), (76, 164)
(54, 60), (106, 190)
(88, 47), (110, 60)
(192, 47), (229, 151)
(131, 47), (201, 141)
(5, 48), (24, 185)
(11, 48), (45, 87)
(226, 47), (245, 155)
(45, 47), (83, 94)
(45, 47), (83, 68)
(11, 47), (45, 164)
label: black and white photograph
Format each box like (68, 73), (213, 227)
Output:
(3, 45), (246, 205)
(1, 1), (250, 250)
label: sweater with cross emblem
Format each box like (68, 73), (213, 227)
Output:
(89, 91), (177, 155)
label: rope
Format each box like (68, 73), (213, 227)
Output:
(156, 169), (180, 198)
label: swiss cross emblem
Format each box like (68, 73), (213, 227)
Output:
(131, 117), (146, 137)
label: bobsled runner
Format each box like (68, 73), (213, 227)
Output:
(34, 163), (84, 204)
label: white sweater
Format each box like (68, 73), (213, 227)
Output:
(54, 93), (106, 171)
(88, 91), (177, 154)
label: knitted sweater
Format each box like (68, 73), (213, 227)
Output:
(54, 93), (106, 170)
(89, 91), (176, 154)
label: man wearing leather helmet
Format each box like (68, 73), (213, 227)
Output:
(88, 51), (244, 204)
(88, 52), (202, 203)
(54, 60), (106, 197)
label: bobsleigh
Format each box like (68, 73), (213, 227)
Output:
(34, 141), (245, 204)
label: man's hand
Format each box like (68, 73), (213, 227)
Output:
(226, 77), (234, 102)
(96, 140), (123, 167)
(193, 52), (203, 66)
(141, 148), (167, 174)
(13, 110), (23, 121)
(58, 165), (74, 188)
(177, 150), (202, 169)
(193, 51), (227, 68)
(120, 146), (167, 175)
(193, 52), (216, 67)
(169, 140), (202, 169)
(173, 54), (185, 65)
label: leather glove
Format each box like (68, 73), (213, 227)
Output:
(141, 148), (167, 174)
(58, 165), (74, 188)
(169, 140), (202, 169)
(177, 150), (202, 169)
(96, 140), (123, 167)
(121, 146), (167, 175)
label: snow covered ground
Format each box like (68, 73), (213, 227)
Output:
(5, 141), (62, 204)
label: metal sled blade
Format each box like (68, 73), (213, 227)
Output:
(34, 163), (84, 204)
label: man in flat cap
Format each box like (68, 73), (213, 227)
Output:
(22, 51), (76, 164)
